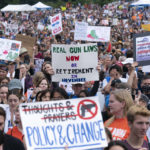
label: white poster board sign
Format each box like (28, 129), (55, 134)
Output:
(20, 96), (108, 150)
(52, 43), (99, 83)
(0, 38), (21, 61)
(34, 58), (44, 73)
(74, 23), (111, 42)
(51, 13), (63, 35)
(86, 26), (110, 42)
(5, 24), (18, 35)
(37, 22), (44, 31)
(74, 21), (88, 41)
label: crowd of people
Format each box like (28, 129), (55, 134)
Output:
(0, 0), (150, 149)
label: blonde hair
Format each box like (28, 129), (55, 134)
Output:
(32, 72), (45, 87)
(127, 105), (150, 123)
(105, 89), (134, 127)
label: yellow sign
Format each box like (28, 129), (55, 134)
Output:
(141, 24), (150, 31)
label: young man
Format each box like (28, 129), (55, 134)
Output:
(123, 105), (150, 150)
(0, 107), (25, 150)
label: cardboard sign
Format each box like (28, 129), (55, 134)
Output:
(52, 43), (99, 83)
(74, 22), (111, 42)
(16, 34), (36, 59)
(0, 38), (21, 61)
(74, 21), (88, 41)
(51, 13), (63, 35)
(19, 96), (107, 150)
(133, 32), (150, 66)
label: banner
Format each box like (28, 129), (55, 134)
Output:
(133, 32), (150, 66)
(52, 43), (99, 83)
(16, 34), (36, 59)
(141, 24), (150, 31)
(74, 22), (88, 41)
(74, 22), (111, 42)
(51, 13), (63, 35)
(86, 26), (110, 42)
(0, 38), (21, 61)
(20, 96), (108, 150)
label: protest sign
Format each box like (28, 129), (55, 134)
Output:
(51, 13), (63, 35)
(112, 18), (118, 26)
(16, 34), (36, 59)
(20, 96), (108, 150)
(0, 38), (21, 61)
(37, 22), (45, 31)
(34, 58), (44, 73)
(133, 32), (150, 66)
(52, 43), (99, 83)
(101, 20), (109, 25)
(5, 24), (18, 35)
(74, 21), (88, 41)
(22, 13), (29, 20)
(74, 22), (111, 42)
(142, 65), (150, 72)
(87, 26), (111, 42)
(141, 24), (150, 31)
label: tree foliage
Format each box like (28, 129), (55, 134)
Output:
(0, 0), (114, 9)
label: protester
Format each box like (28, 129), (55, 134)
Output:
(105, 89), (134, 140)
(0, 107), (25, 150)
(123, 105), (150, 149)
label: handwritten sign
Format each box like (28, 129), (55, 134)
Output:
(87, 26), (111, 42)
(51, 13), (63, 35)
(19, 96), (108, 150)
(74, 23), (111, 42)
(52, 43), (99, 83)
(0, 38), (21, 61)
(5, 24), (18, 35)
(74, 22), (88, 41)
(34, 58), (44, 73)
(133, 32), (150, 66)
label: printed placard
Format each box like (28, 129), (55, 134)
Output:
(0, 38), (21, 61)
(20, 96), (108, 150)
(51, 13), (63, 35)
(34, 58), (44, 73)
(133, 32), (150, 66)
(52, 43), (99, 83)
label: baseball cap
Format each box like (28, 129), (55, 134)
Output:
(8, 79), (23, 90)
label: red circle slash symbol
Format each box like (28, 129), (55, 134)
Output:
(77, 99), (98, 120)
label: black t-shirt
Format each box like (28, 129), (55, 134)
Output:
(3, 134), (25, 150)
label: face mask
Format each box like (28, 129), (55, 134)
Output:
(0, 130), (4, 145)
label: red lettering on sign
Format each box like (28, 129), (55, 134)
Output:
(66, 56), (79, 61)
(53, 27), (61, 34)
(52, 16), (59, 23)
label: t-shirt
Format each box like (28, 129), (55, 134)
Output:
(105, 117), (130, 140)
(7, 126), (24, 142)
(3, 134), (25, 150)
(122, 139), (149, 150)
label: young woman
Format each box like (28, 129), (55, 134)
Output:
(105, 89), (134, 140)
